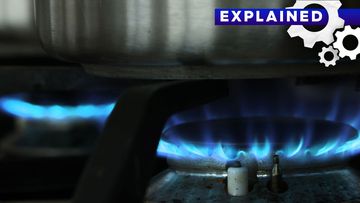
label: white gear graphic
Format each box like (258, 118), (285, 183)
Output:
(333, 25), (360, 60)
(287, 0), (345, 48)
(318, 46), (340, 67)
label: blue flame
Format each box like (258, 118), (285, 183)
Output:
(336, 136), (360, 154)
(157, 140), (249, 161)
(2, 81), (360, 163)
(157, 135), (360, 162)
(0, 97), (115, 120)
(157, 82), (360, 162)
(250, 138), (271, 159)
(315, 141), (338, 156)
(156, 129), (360, 162)
(287, 137), (304, 158)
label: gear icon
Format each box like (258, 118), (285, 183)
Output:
(333, 26), (360, 60)
(319, 46), (340, 67)
(287, 0), (344, 48)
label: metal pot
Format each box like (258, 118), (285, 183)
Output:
(0, 0), (45, 58)
(35, 0), (360, 79)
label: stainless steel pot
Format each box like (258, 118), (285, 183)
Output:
(35, 0), (360, 79)
(0, 0), (45, 58)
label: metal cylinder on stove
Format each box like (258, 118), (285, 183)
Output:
(227, 161), (248, 196)
(267, 154), (288, 193)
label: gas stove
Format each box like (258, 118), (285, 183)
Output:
(1, 0), (360, 203)
(144, 79), (360, 203)
(1, 79), (359, 203)
(149, 116), (360, 202)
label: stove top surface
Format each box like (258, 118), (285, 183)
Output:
(146, 168), (360, 203)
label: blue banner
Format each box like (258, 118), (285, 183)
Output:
(340, 9), (360, 26)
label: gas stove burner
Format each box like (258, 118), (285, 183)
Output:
(0, 92), (118, 158)
(159, 117), (359, 174)
(0, 119), (101, 158)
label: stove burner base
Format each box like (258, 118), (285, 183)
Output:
(146, 168), (360, 203)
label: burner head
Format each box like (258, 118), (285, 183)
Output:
(160, 117), (359, 174)
(0, 119), (101, 158)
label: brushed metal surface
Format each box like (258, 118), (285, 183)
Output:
(34, 0), (360, 78)
(0, 0), (44, 57)
(35, 0), (311, 65)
